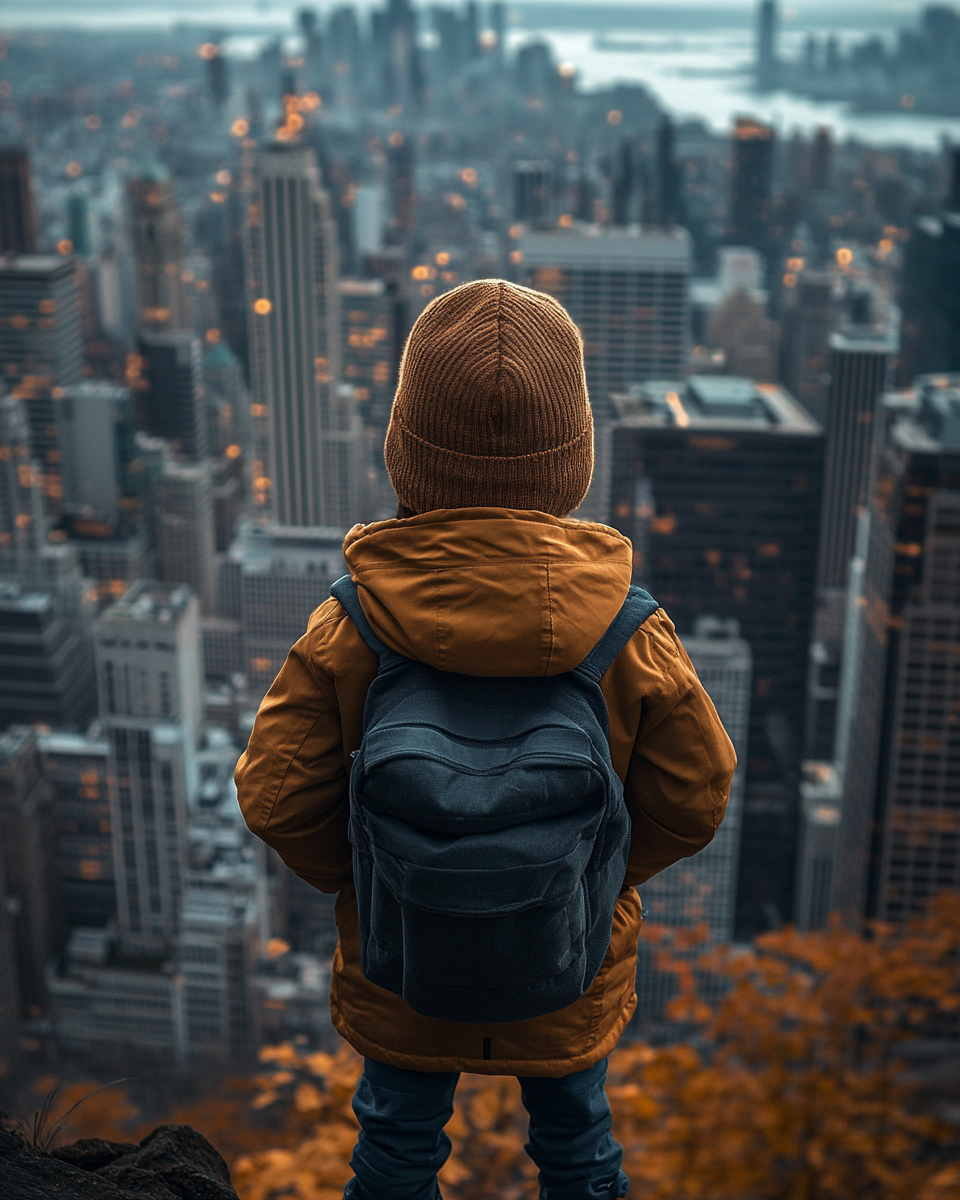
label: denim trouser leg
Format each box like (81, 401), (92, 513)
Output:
(344, 1056), (628, 1200)
(519, 1059), (629, 1200)
(345, 1058), (459, 1200)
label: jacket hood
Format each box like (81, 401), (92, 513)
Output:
(342, 508), (634, 677)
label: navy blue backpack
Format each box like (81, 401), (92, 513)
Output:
(330, 576), (659, 1024)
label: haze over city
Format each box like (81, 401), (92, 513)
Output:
(0, 1), (958, 1195)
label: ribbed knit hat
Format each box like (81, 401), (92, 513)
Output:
(384, 279), (593, 516)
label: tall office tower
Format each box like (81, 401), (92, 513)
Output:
(899, 210), (960, 381)
(0, 389), (45, 576)
(513, 161), (552, 223)
(128, 166), (191, 335)
(67, 190), (95, 259)
(95, 582), (201, 955)
(137, 331), (208, 461)
(491, 1), (507, 63)
(0, 254), (83, 391)
(654, 117), (681, 229)
(329, 5), (362, 103)
(178, 888), (260, 1071)
(246, 142), (361, 528)
(156, 460), (217, 611)
(204, 42), (229, 108)
(387, 135), (416, 242)
(0, 726), (62, 1012)
(219, 521), (346, 696)
(610, 377), (823, 936)
(611, 140), (640, 228)
(780, 272), (835, 425)
(817, 328), (896, 593)
(636, 618), (751, 1018)
(0, 584), (97, 730)
(803, 316), (897, 766)
(643, 619), (752, 934)
(55, 382), (139, 533)
(0, 851), (22, 1074)
(211, 453), (245, 554)
(0, 254), (83, 513)
(519, 225), (691, 396)
(0, 148), (38, 255)
(37, 729), (114, 931)
(340, 277), (398, 428)
(755, 0), (779, 91)
(204, 339), (249, 457)
(833, 376), (960, 925)
(728, 118), (775, 253)
(808, 126), (833, 192)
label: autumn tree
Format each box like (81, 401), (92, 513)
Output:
(234, 895), (960, 1200)
(13, 897), (958, 1200)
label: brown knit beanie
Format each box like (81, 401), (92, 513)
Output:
(384, 279), (593, 516)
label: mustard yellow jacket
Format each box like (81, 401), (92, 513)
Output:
(236, 508), (736, 1076)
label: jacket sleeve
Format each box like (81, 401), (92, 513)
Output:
(600, 608), (738, 888)
(235, 600), (357, 893)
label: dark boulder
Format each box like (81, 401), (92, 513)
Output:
(0, 1123), (239, 1199)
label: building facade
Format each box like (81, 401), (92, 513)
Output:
(610, 376), (823, 936)
(519, 224), (691, 397)
(38, 730), (114, 932)
(835, 376), (960, 923)
(127, 166), (191, 334)
(246, 142), (361, 529)
(95, 583), (201, 956)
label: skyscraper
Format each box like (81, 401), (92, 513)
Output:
(155, 460), (217, 611)
(127, 164), (191, 335)
(55, 381), (140, 533)
(95, 582), (201, 956)
(899, 211), (960, 382)
(246, 142), (361, 528)
(0, 254), (83, 391)
(755, 0), (779, 92)
(728, 118), (775, 253)
(0, 389), (45, 576)
(137, 331), (208, 462)
(610, 376), (823, 936)
(639, 617), (752, 938)
(0, 148), (38, 255)
(817, 327), (896, 594)
(834, 376), (960, 924)
(513, 161), (552, 222)
(219, 521), (346, 697)
(340, 277), (398, 429)
(0, 726), (62, 1011)
(780, 272), (835, 425)
(636, 617), (751, 1020)
(519, 224), (692, 395)
(38, 729), (114, 931)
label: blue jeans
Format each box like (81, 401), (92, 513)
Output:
(343, 1056), (629, 1200)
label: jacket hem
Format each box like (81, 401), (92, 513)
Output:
(329, 993), (637, 1078)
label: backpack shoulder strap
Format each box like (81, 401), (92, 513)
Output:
(330, 575), (405, 665)
(576, 585), (659, 683)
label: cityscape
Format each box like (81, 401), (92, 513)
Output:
(0, 0), (959, 1172)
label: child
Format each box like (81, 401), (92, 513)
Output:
(236, 279), (736, 1200)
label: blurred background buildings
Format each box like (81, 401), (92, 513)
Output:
(0, 0), (958, 1082)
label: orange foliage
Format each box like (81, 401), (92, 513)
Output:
(233, 895), (960, 1200)
(19, 897), (959, 1200)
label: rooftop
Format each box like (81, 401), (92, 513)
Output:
(98, 579), (195, 626)
(339, 278), (385, 296)
(887, 373), (960, 453)
(37, 729), (108, 756)
(612, 376), (820, 435)
(0, 254), (76, 277)
(519, 223), (691, 270)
